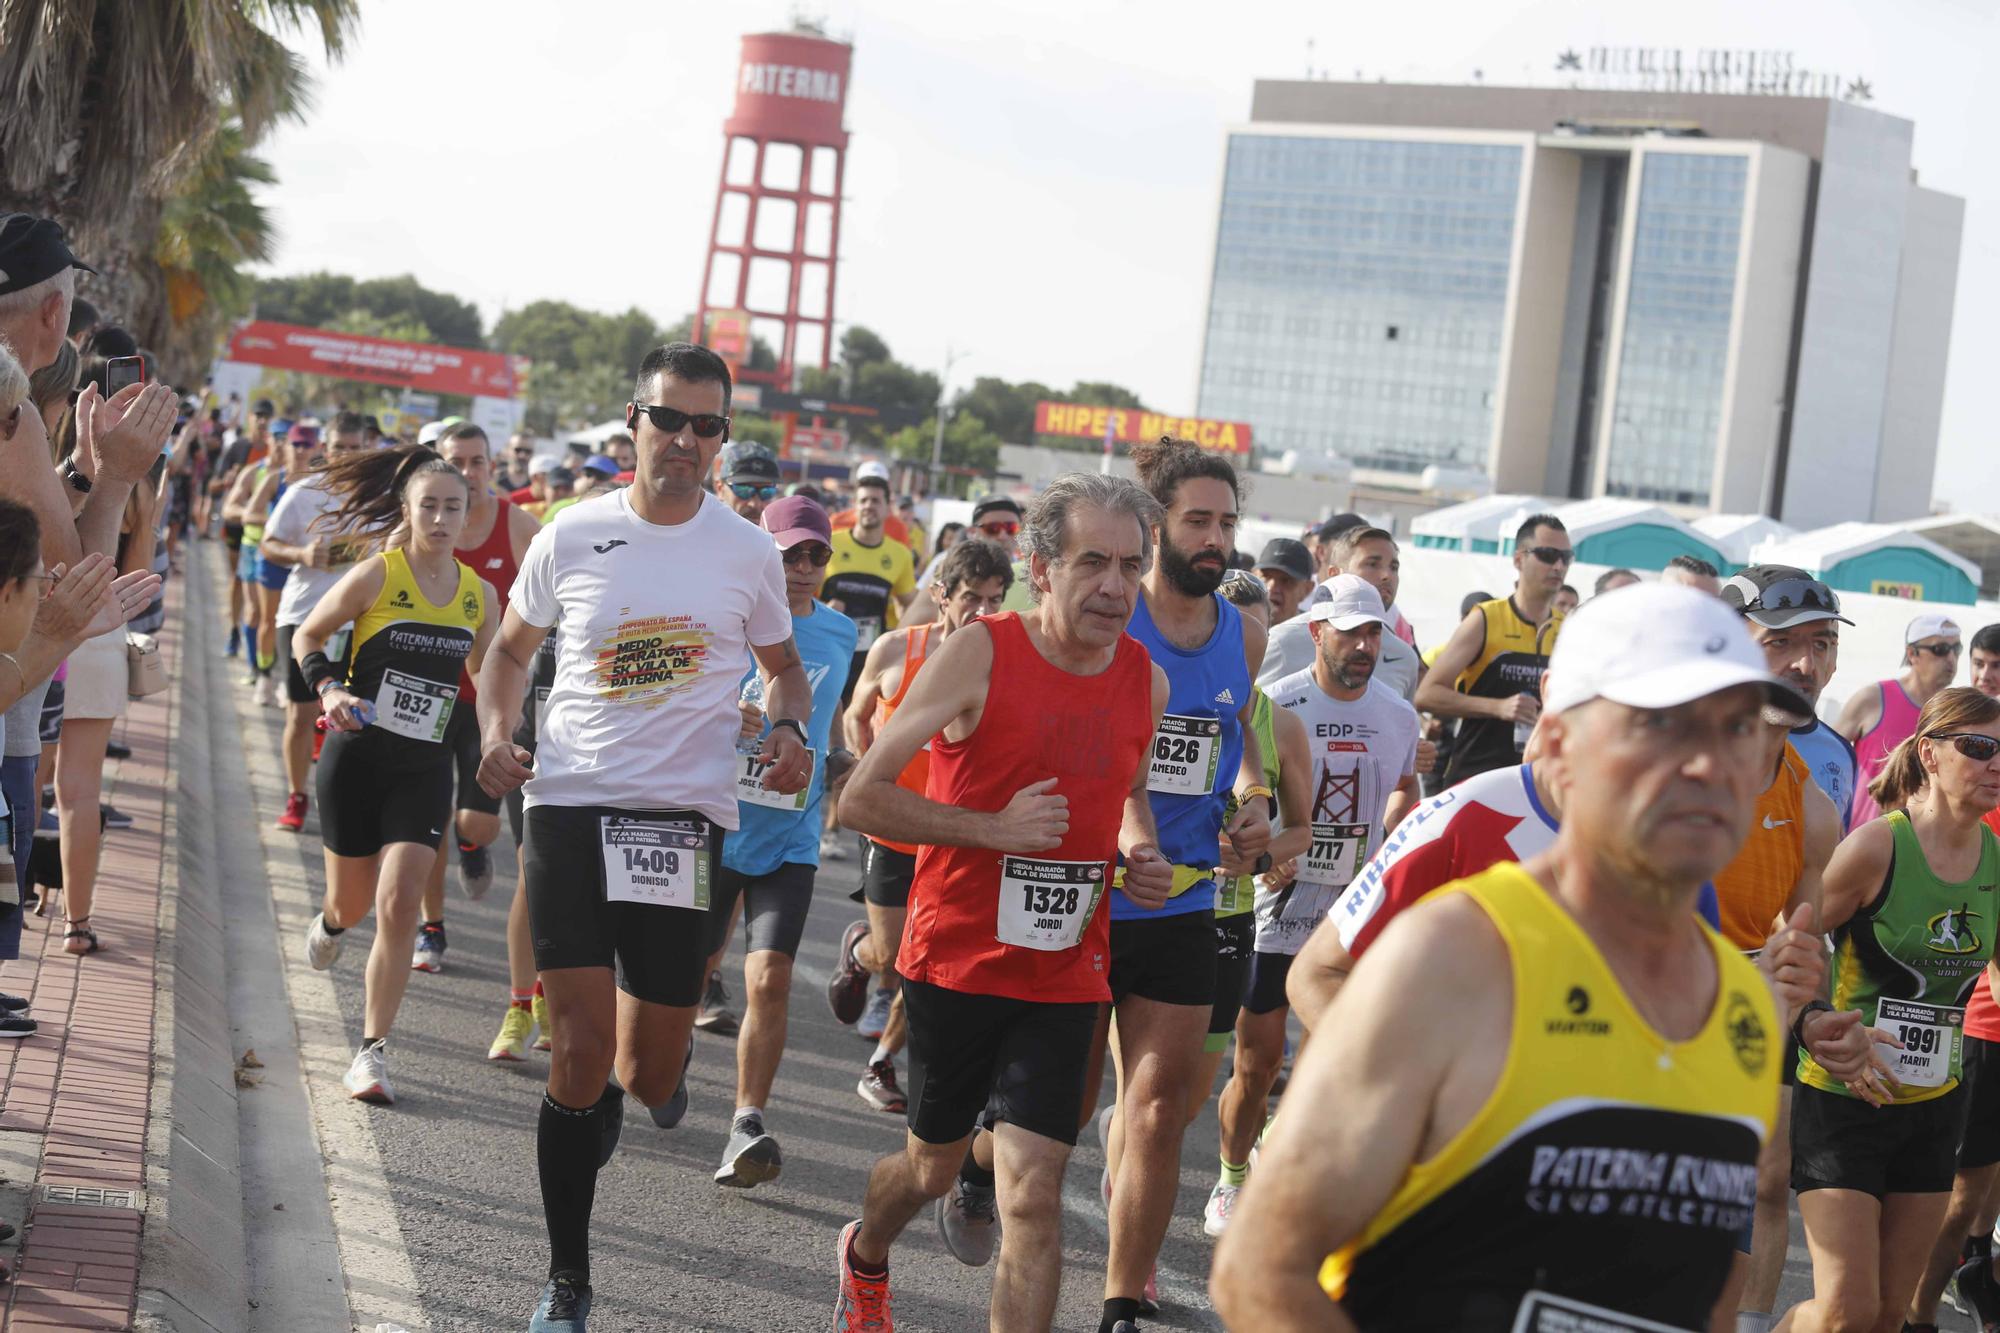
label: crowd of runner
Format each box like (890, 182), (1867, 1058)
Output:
(132, 319), (2000, 1332)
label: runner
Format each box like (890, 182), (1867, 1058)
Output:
(830, 471), (1170, 1333)
(1720, 566), (1858, 828)
(829, 538), (1014, 1124)
(472, 343), (811, 1331)
(1972, 624), (2000, 700)
(1663, 554), (1723, 595)
(1553, 583), (1581, 617)
(1415, 512), (1569, 786)
(1839, 611), (1962, 828)
(1250, 537), (1314, 625)
(260, 412), (372, 832)
(715, 440), (780, 522)
(693, 495), (855, 1189)
(1212, 583), (1817, 1330)
(904, 495), (1022, 626)
(1094, 437), (1270, 1333)
(824, 464), (918, 703)
(212, 397), (272, 658)
(488, 627), (558, 1062)
(1260, 525), (1425, 704)
(1780, 686), (2000, 1333)
(291, 445), (496, 1106)
(225, 420), (315, 704)
(411, 423), (541, 979)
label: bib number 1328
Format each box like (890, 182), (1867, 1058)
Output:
(996, 856), (1106, 951)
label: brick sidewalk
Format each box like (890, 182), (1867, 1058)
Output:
(0, 584), (181, 1331)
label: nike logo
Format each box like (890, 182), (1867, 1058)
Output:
(429, 828), (443, 837)
(1213, 688), (1236, 705)
(1762, 815), (1792, 830)
(593, 540), (628, 553)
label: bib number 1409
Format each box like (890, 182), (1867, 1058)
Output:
(600, 817), (709, 911)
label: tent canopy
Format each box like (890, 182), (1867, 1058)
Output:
(1750, 521), (1981, 606)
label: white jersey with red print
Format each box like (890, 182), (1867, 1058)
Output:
(1330, 762), (1557, 959)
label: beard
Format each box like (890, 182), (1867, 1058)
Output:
(1160, 534), (1226, 598)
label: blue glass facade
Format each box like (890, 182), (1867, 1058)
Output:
(1199, 134), (1523, 474)
(1603, 152), (1749, 506)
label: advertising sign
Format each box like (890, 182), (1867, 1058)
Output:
(724, 31), (852, 149)
(1871, 580), (1925, 600)
(224, 321), (522, 399)
(1034, 401), (1253, 455)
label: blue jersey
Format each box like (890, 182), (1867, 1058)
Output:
(722, 602), (857, 878)
(1113, 591), (1249, 920)
(1790, 718), (1857, 833)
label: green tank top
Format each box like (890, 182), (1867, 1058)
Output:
(1798, 810), (2000, 1102)
(1216, 690), (1279, 919)
(242, 462), (274, 545)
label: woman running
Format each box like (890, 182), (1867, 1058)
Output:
(1779, 685), (2000, 1332)
(292, 445), (495, 1106)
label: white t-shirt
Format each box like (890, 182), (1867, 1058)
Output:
(266, 475), (360, 628)
(1257, 667), (1420, 955)
(1257, 612), (1420, 703)
(512, 489), (790, 826)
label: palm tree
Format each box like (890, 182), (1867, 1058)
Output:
(0, 0), (357, 349)
(154, 118), (277, 376)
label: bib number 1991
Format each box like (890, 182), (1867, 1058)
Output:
(600, 817), (710, 911)
(1877, 997), (1962, 1089)
(1147, 713), (1222, 796)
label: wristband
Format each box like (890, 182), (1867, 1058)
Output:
(301, 651), (340, 694)
(770, 717), (807, 745)
(1791, 999), (1834, 1047)
(1237, 784), (1273, 803)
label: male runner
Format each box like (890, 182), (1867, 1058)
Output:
(224, 420), (315, 702)
(474, 343), (812, 1331)
(1972, 624), (2000, 699)
(1553, 584), (1580, 617)
(716, 441), (780, 522)
(1260, 526), (1424, 704)
(907, 495), (1023, 624)
(1719, 567), (1857, 826)
(831, 538), (1014, 1117)
(1213, 584), (1817, 1331)
(1839, 610), (1961, 827)
(1094, 437), (1270, 1333)
(213, 397), (273, 657)
(831, 471), (1172, 1333)
(1663, 553), (1723, 595)
(1251, 538), (1314, 625)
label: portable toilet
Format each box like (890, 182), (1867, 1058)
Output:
(1692, 514), (1798, 570)
(1410, 494), (1550, 553)
(1901, 514), (2000, 601)
(1501, 498), (1728, 574)
(1749, 522), (1981, 607)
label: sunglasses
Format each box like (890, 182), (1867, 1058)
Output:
(730, 482), (779, 501)
(977, 520), (1020, 537)
(782, 543), (832, 569)
(1523, 545), (1574, 566)
(1913, 642), (1962, 659)
(1931, 732), (2000, 763)
(630, 403), (730, 439)
(1732, 576), (1841, 617)
(22, 572), (55, 601)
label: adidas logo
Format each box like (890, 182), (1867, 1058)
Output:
(1213, 687), (1236, 706)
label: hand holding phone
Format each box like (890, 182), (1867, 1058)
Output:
(105, 356), (145, 395)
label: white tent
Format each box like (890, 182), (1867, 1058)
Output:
(1692, 513), (1798, 567)
(1409, 494), (1552, 553)
(1751, 522), (1982, 606)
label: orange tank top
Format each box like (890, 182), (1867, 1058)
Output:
(1713, 742), (1808, 951)
(873, 624), (937, 856)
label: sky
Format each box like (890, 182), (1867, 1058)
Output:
(255, 0), (1994, 507)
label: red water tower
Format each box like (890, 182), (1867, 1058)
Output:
(695, 26), (852, 388)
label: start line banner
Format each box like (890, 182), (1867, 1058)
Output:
(1034, 401), (1252, 454)
(225, 321), (523, 399)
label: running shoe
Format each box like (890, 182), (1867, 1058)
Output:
(833, 1220), (892, 1332)
(936, 1177), (998, 1267)
(105, 741), (131, 760)
(489, 1004), (533, 1062)
(101, 804), (134, 830)
(827, 920), (871, 1025)
(532, 992), (553, 1051)
(343, 1040), (393, 1104)
(456, 842), (493, 901)
(1109, 1323), (1139, 1333)
(529, 1272), (591, 1331)
(1140, 1269), (1159, 1318)
(1202, 1180), (1239, 1238)
(648, 1033), (694, 1129)
(0, 1015), (37, 1040)
(819, 830), (849, 862)
(303, 912), (343, 970)
(694, 969), (739, 1036)
(714, 1114), (782, 1188)
(411, 923), (445, 973)
(857, 1060), (906, 1113)
(857, 988), (893, 1041)
(276, 792), (307, 833)
(224, 626), (240, 658)
(254, 675), (280, 708)
(1954, 1254), (2000, 1325)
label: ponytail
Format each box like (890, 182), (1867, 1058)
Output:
(1867, 735), (1928, 812)
(1867, 685), (2000, 813)
(319, 444), (466, 539)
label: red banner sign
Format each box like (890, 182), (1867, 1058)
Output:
(224, 321), (522, 399)
(1034, 401), (1252, 454)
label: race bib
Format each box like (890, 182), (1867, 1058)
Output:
(1147, 713), (1222, 796)
(852, 615), (883, 646)
(374, 668), (454, 743)
(1300, 822), (1369, 887)
(736, 747), (815, 812)
(1876, 997), (1963, 1089)
(326, 627), (353, 663)
(1511, 1290), (1690, 1332)
(995, 855), (1106, 951)
(1253, 878), (1339, 956)
(531, 686), (551, 741)
(599, 817), (710, 911)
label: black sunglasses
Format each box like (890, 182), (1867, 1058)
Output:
(1931, 732), (2000, 762)
(630, 402), (730, 439)
(1913, 642), (1963, 659)
(1523, 545), (1574, 566)
(731, 482), (779, 500)
(1732, 576), (1841, 617)
(782, 543), (832, 568)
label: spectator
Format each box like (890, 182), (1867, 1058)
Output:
(1594, 567), (1640, 596)
(605, 432), (637, 476)
(500, 432), (538, 492)
(1661, 554), (1721, 595)
(1553, 584), (1581, 617)
(65, 297), (98, 349)
(513, 454), (556, 508)
(1252, 537), (1315, 624)
(931, 521), (963, 563)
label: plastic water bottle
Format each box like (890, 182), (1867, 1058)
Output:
(736, 675), (765, 755)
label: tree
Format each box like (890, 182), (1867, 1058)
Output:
(886, 411), (1002, 490)
(839, 326), (891, 369)
(153, 117), (276, 379)
(255, 272), (483, 348)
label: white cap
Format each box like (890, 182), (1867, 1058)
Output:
(1305, 574), (1391, 631)
(1545, 583), (1812, 721)
(854, 459), (891, 484)
(528, 455), (558, 477)
(416, 420), (447, 446)
(1907, 612), (1961, 644)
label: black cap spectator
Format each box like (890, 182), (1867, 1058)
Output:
(0, 214), (94, 372)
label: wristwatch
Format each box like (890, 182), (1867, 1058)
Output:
(59, 459), (91, 494)
(1253, 852), (1273, 876)
(770, 718), (807, 745)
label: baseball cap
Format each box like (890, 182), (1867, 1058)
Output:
(721, 442), (780, 485)
(971, 495), (1024, 524)
(1255, 537), (1314, 583)
(416, 420), (447, 446)
(762, 495), (833, 550)
(1907, 612), (1961, 645)
(286, 422), (320, 446)
(0, 214), (95, 295)
(581, 455), (619, 478)
(1306, 574), (1391, 631)
(1545, 583), (1812, 721)
(854, 460), (891, 485)
(1313, 512), (1367, 544)
(252, 398), (275, 417)
(1719, 565), (1853, 629)
(528, 455), (558, 477)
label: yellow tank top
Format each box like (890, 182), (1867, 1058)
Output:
(346, 549), (483, 745)
(1713, 743), (1808, 951)
(1443, 597), (1561, 785)
(1321, 862), (1777, 1331)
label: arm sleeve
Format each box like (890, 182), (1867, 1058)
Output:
(509, 523), (559, 629)
(746, 543), (791, 648)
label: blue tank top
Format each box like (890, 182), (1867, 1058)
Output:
(1113, 591), (1249, 920)
(1790, 719), (1857, 833)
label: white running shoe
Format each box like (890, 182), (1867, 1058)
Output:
(343, 1040), (394, 1104)
(304, 912), (342, 970)
(254, 675), (280, 707)
(819, 831), (848, 862)
(1203, 1180), (1240, 1238)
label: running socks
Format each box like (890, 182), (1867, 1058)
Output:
(1219, 1156), (1248, 1187)
(510, 990), (533, 1009)
(846, 1226), (887, 1281)
(1100, 1297), (1142, 1332)
(734, 1105), (763, 1124)
(957, 1147), (995, 1191)
(869, 1040), (894, 1065)
(539, 1089), (612, 1280)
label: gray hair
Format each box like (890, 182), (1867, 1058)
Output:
(1019, 472), (1163, 604)
(0, 339), (28, 417)
(0, 267), (75, 325)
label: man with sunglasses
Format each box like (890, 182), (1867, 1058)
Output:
(1720, 565), (1859, 828)
(716, 441), (781, 523)
(1416, 512), (1570, 787)
(474, 342), (811, 1331)
(910, 496), (1023, 625)
(1839, 610), (1962, 828)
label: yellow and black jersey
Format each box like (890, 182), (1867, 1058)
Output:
(1442, 596), (1561, 786)
(1323, 862), (1776, 1332)
(823, 529), (916, 652)
(345, 549), (484, 748)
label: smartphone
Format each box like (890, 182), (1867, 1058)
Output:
(105, 356), (145, 394)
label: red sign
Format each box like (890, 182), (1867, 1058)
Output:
(1034, 401), (1252, 454)
(725, 31), (852, 149)
(790, 425), (849, 452)
(224, 321), (522, 399)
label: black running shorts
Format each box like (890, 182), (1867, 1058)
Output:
(223, 520), (244, 554)
(1209, 914), (1255, 1041)
(277, 623), (349, 706)
(314, 729), (453, 858)
(704, 861), (816, 960)
(1792, 1081), (1970, 1196)
(1110, 908), (1217, 1008)
(901, 977), (1097, 1147)
(861, 840), (916, 908)
(446, 704), (501, 817)
(521, 802), (723, 1008)
(1244, 949), (1295, 1017)
(1961, 1036), (2000, 1169)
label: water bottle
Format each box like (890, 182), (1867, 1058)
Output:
(1513, 697), (1532, 752)
(736, 674), (766, 755)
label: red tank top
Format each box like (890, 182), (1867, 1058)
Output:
(1851, 679), (1922, 827)
(456, 497), (520, 702)
(1967, 808), (2000, 1041)
(873, 624), (937, 857)
(898, 613), (1154, 1004)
